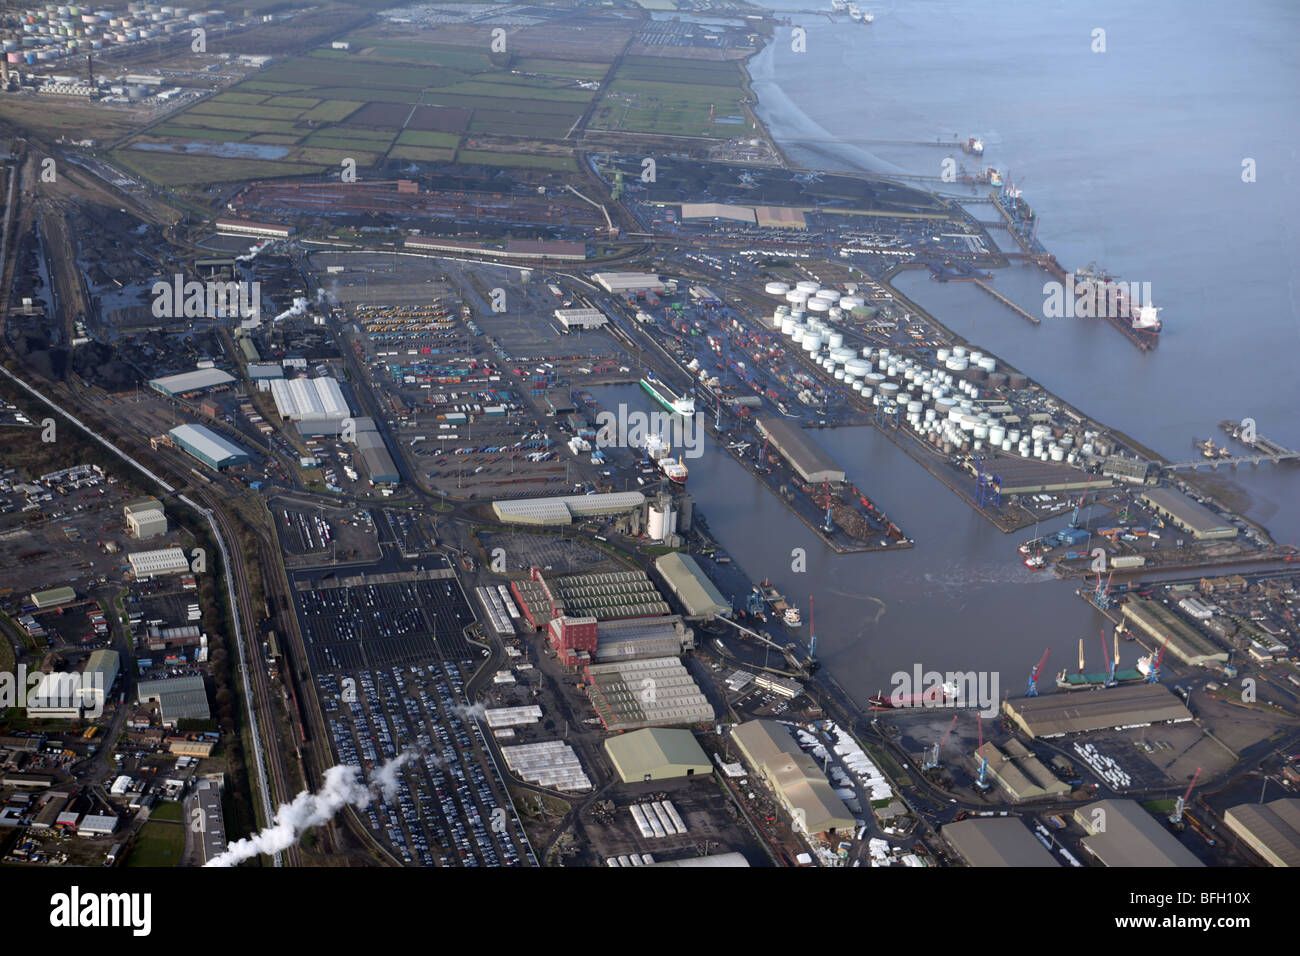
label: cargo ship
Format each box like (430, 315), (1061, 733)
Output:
(644, 434), (688, 485)
(640, 375), (696, 417)
(962, 137), (984, 156)
(1056, 668), (1145, 690)
(869, 680), (962, 709)
(1072, 263), (1162, 351)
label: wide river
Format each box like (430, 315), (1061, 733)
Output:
(640, 0), (1300, 705)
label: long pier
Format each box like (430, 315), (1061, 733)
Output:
(972, 279), (1040, 325)
(1165, 452), (1300, 471)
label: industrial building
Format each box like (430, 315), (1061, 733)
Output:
(583, 657), (714, 731)
(247, 363), (284, 383)
(975, 458), (1105, 495)
(752, 205), (808, 229)
(653, 552), (730, 620)
(168, 423), (251, 470)
(29, 586), (75, 609)
(136, 675), (210, 726)
(731, 719), (855, 837)
(348, 417), (399, 485)
(214, 217), (292, 239)
(554, 308), (608, 331)
(941, 817), (1060, 867)
(148, 368), (236, 397)
(680, 202), (757, 224)
(1073, 799), (1203, 867)
(1120, 599), (1230, 666)
(975, 739), (1071, 802)
(549, 570), (669, 621)
(1002, 683), (1193, 739)
(492, 491), (645, 526)
(604, 728), (712, 783)
(123, 498), (167, 539)
(592, 616), (695, 664)
(268, 376), (350, 422)
(1223, 798), (1300, 867)
(1139, 487), (1238, 540)
(500, 740), (591, 791)
(128, 547), (190, 578)
(755, 417), (845, 484)
(592, 272), (666, 294)
(192, 779), (228, 865)
(81, 649), (120, 712)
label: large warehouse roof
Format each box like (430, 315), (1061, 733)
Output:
(136, 675), (210, 724)
(169, 423), (250, 468)
(1224, 798), (1300, 867)
(680, 202), (756, 224)
(604, 728), (712, 783)
(350, 417), (398, 484)
(1003, 683), (1193, 739)
(1140, 487), (1237, 539)
(592, 272), (666, 293)
(269, 376), (350, 421)
(942, 817), (1060, 867)
(654, 552), (730, 620)
(149, 368), (236, 396)
(731, 719), (855, 836)
(649, 852), (750, 867)
(584, 657), (714, 731)
(493, 492), (645, 526)
(1074, 800), (1203, 867)
(1120, 599), (1229, 666)
(755, 418), (845, 484)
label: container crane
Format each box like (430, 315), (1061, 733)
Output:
(922, 713), (959, 771)
(1169, 766), (1202, 826)
(1027, 647), (1050, 696)
(975, 714), (990, 790)
(808, 595), (817, 662)
(1068, 475), (1093, 529)
(821, 478), (834, 534)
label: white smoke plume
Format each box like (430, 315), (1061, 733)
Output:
(205, 750), (419, 867)
(274, 296), (309, 322)
(236, 241), (271, 263)
(452, 702), (486, 721)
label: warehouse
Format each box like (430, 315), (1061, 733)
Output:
(941, 817), (1059, 867)
(128, 547), (190, 578)
(653, 552), (730, 621)
(269, 376), (350, 422)
(1002, 683), (1193, 739)
(169, 423), (251, 470)
(123, 498), (167, 539)
(592, 272), (666, 294)
(247, 363), (284, 384)
(755, 417), (845, 484)
(214, 217), (292, 239)
(81, 649), (120, 712)
(594, 616), (695, 663)
(348, 417), (399, 485)
(492, 491), (645, 526)
(583, 657), (714, 731)
(731, 719), (855, 837)
(604, 728), (711, 783)
(1120, 599), (1229, 666)
(1140, 487), (1237, 540)
(680, 202), (757, 224)
(975, 740), (1071, 801)
(1074, 799), (1203, 867)
(149, 368), (236, 397)
(549, 570), (669, 621)
(29, 586), (75, 609)
(554, 308), (608, 331)
(752, 205), (808, 229)
(648, 852), (750, 867)
(975, 458), (1107, 495)
(136, 675), (210, 726)
(1223, 798), (1300, 867)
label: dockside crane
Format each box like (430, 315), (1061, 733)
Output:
(1169, 767), (1202, 827)
(1101, 629), (1116, 686)
(1068, 475), (1093, 529)
(821, 478), (834, 534)
(1027, 647), (1050, 696)
(808, 595), (817, 662)
(923, 713), (960, 771)
(1144, 636), (1170, 684)
(975, 714), (990, 791)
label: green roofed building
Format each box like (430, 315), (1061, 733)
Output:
(30, 586), (76, 609)
(605, 728), (712, 783)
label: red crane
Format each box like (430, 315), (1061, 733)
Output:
(1170, 766), (1202, 824)
(1028, 647), (1050, 696)
(975, 713), (989, 789)
(923, 713), (960, 770)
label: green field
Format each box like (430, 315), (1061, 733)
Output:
(455, 150), (575, 171)
(126, 821), (184, 867)
(126, 30), (609, 187)
(395, 129), (460, 149)
(390, 145), (457, 162)
(588, 57), (746, 138)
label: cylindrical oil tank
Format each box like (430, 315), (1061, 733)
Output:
(765, 281), (790, 295)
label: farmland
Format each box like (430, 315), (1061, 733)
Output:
(118, 27), (611, 186)
(589, 56), (749, 139)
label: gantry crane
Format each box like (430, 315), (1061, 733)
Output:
(923, 713), (959, 771)
(1169, 767), (1202, 826)
(975, 713), (990, 790)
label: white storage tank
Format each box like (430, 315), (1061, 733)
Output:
(795, 280), (820, 294)
(827, 332), (845, 349)
(839, 295), (864, 309)
(845, 358), (871, 377)
(765, 281), (791, 295)
(807, 297), (830, 312)
(791, 326), (806, 343)
(803, 334), (822, 352)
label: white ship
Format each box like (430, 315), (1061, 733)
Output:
(831, 0), (848, 10)
(640, 375), (695, 417)
(644, 434), (689, 485)
(783, 606), (802, 627)
(861, 10), (874, 22)
(847, 3), (863, 20)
